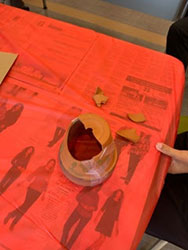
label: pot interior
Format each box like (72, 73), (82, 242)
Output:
(68, 120), (102, 161)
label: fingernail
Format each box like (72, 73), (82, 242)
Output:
(156, 142), (163, 150)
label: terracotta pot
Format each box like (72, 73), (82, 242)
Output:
(59, 113), (117, 186)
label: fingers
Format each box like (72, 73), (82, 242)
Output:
(156, 143), (179, 157)
(156, 142), (188, 163)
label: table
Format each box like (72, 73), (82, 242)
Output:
(0, 4), (185, 250)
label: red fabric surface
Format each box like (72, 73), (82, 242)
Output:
(0, 4), (185, 250)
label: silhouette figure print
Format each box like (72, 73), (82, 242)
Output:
(0, 103), (24, 133)
(86, 189), (124, 250)
(0, 146), (35, 194)
(4, 158), (56, 230)
(60, 185), (101, 249)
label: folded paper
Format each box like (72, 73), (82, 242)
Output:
(0, 52), (18, 85)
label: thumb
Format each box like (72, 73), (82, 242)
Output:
(156, 142), (188, 163)
(156, 143), (178, 158)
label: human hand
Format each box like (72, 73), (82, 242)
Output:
(156, 143), (188, 174)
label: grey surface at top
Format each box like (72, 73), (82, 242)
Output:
(102, 0), (185, 20)
(48, 0), (172, 35)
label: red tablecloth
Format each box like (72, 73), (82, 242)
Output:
(0, 4), (185, 250)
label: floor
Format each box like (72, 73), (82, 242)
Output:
(2, 0), (188, 249)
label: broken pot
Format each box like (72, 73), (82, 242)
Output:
(59, 113), (117, 186)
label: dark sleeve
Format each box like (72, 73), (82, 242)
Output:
(174, 132), (188, 150)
